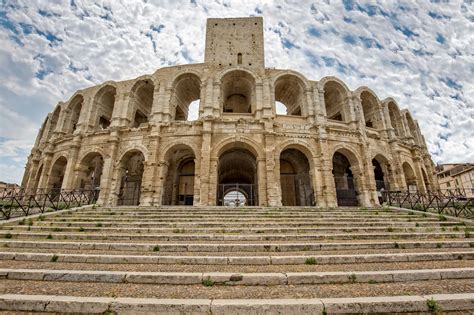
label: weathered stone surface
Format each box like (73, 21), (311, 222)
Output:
(211, 299), (324, 315)
(321, 296), (427, 313)
(110, 298), (211, 314)
(125, 272), (202, 284)
(425, 293), (474, 311)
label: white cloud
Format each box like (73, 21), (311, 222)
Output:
(0, 0), (472, 185)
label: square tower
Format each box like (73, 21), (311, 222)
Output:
(205, 17), (264, 68)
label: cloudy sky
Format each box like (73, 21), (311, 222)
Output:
(0, 0), (473, 184)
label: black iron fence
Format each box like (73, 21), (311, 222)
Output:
(383, 189), (473, 219)
(0, 188), (99, 220)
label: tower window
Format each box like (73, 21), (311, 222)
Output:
(237, 53), (242, 65)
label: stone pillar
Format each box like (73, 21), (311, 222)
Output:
(257, 157), (267, 206)
(61, 136), (81, 190)
(319, 138), (337, 207)
(305, 88), (315, 124)
(413, 156), (427, 193)
(199, 125), (213, 205)
(311, 153), (325, 207)
(37, 152), (53, 191)
(98, 131), (120, 205)
(140, 133), (160, 206)
(154, 161), (169, 206)
(255, 81), (264, 119)
(265, 135), (280, 206)
(208, 157), (219, 205)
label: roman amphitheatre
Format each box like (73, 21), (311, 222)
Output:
(0, 17), (472, 314)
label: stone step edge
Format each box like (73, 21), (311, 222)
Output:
(1, 240), (472, 252)
(1, 293), (473, 313)
(1, 268), (473, 286)
(1, 251), (472, 265)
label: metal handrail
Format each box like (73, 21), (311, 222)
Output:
(383, 189), (473, 219)
(0, 188), (100, 220)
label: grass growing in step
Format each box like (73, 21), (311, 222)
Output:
(51, 255), (59, 262)
(79, 227), (85, 232)
(202, 277), (214, 287)
(52, 228), (63, 232)
(387, 227), (394, 232)
(173, 228), (185, 233)
(4, 233), (12, 239)
(46, 234), (53, 239)
(28, 220), (33, 226)
(3, 244), (8, 248)
(415, 223), (420, 227)
(408, 211), (415, 216)
(438, 215), (447, 222)
(453, 226), (460, 231)
(394, 242), (399, 249)
(96, 223), (102, 227)
(305, 257), (317, 265)
(465, 227), (471, 239)
(18, 219), (25, 225)
(108, 212), (116, 215)
(426, 298), (442, 313)
(153, 245), (160, 252)
(436, 243), (442, 248)
(469, 243), (474, 248)
(348, 274), (357, 283)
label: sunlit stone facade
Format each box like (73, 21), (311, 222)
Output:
(21, 17), (437, 207)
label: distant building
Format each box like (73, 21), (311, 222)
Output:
(0, 181), (21, 191)
(435, 163), (474, 197)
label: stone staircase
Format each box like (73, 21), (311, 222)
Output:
(0, 205), (473, 314)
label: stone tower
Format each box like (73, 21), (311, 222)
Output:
(204, 17), (264, 68)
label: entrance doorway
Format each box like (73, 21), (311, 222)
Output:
(279, 148), (314, 206)
(332, 151), (359, 206)
(217, 148), (257, 206)
(118, 151), (144, 206)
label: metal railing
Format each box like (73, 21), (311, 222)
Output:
(383, 189), (473, 219)
(0, 188), (100, 220)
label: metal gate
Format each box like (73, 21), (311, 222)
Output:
(217, 183), (256, 206)
(280, 174), (314, 206)
(118, 175), (141, 206)
(334, 176), (358, 206)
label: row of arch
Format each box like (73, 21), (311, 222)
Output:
(36, 69), (424, 147)
(30, 139), (431, 207)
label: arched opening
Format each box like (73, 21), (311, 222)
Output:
(388, 102), (403, 137)
(275, 102), (288, 115)
(75, 153), (104, 191)
(422, 168), (431, 192)
(117, 150), (144, 206)
(405, 113), (419, 143)
(217, 147), (257, 206)
(221, 70), (255, 114)
(372, 156), (392, 203)
(46, 107), (61, 139)
(324, 81), (348, 122)
(48, 156), (67, 193)
(274, 75), (305, 116)
(66, 95), (83, 134)
(32, 165), (43, 193)
(280, 148), (314, 206)
(162, 145), (196, 205)
(402, 162), (417, 192)
(332, 151), (360, 206)
(223, 190), (247, 206)
(360, 91), (382, 129)
(172, 73), (201, 121)
(94, 85), (116, 130)
(131, 80), (154, 127)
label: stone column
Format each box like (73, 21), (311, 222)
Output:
(311, 153), (325, 207)
(61, 136), (81, 190)
(257, 157), (267, 206)
(199, 124), (213, 205)
(318, 137), (337, 207)
(154, 161), (169, 206)
(255, 81), (264, 119)
(413, 156), (427, 193)
(98, 131), (120, 205)
(140, 133), (160, 206)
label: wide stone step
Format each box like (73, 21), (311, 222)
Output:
(1, 268), (472, 286)
(1, 251), (472, 265)
(2, 225), (450, 234)
(0, 231), (467, 241)
(1, 240), (471, 253)
(0, 293), (473, 313)
(28, 221), (455, 228)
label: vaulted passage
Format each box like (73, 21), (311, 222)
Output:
(217, 148), (257, 206)
(324, 81), (348, 122)
(66, 95), (83, 134)
(48, 157), (67, 194)
(118, 151), (144, 206)
(403, 162), (418, 192)
(221, 70), (255, 114)
(280, 149), (314, 206)
(274, 75), (305, 116)
(172, 73), (201, 121)
(131, 80), (154, 127)
(75, 153), (104, 191)
(162, 145), (196, 206)
(94, 85), (116, 130)
(332, 152), (359, 206)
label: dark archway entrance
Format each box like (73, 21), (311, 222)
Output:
(217, 148), (257, 206)
(162, 145), (196, 206)
(280, 149), (314, 206)
(76, 153), (104, 191)
(332, 152), (359, 206)
(118, 151), (144, 206)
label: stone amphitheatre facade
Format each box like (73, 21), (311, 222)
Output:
(21, 17), (436, 208)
